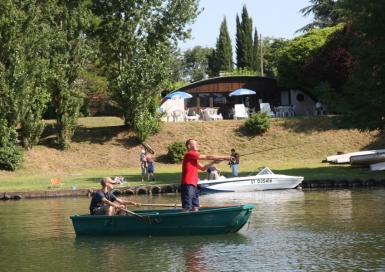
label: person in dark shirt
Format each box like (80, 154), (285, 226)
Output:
(89, 177), (138, 215)
(229, 148), (240, 177)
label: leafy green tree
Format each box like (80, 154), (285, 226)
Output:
(338, 0), (385, 131)
(262, 37), (288, 78)
(276, 25), (341, 88)
(236, 5), (254, 69)
(183, 46), (213, 81)
(0, 66), (23, 170)
(43, 0), (91, 149)
(0, 1), (50, 150)
(303, 25), (357, 97)
(92, 0), (199, 140)
(208, 17), (233, 76)
(299, 0), (341, 32)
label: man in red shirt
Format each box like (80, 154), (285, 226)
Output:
(181, 139), (230, 211)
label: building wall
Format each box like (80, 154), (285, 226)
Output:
(280, 89), (316, 115)
(176, 76), (280, 115)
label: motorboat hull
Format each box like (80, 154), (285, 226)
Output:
(198, 172), (304, 193)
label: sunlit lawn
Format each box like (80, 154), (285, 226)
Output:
(0, 160), (383, 192)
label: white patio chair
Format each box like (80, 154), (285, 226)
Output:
(260, 103), (275, 117)
(208, 108), (223, 120)
(172, 109), (185, 122)
(233, 104), (249, 119)
(185, 109), (199, 121)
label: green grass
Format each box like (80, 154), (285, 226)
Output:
(1, 116), (384, 192)
(1, 161), (383, 192)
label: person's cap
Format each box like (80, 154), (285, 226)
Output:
(141, 149), (145, 153)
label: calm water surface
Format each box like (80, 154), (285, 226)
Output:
(1, 189), (385, 272)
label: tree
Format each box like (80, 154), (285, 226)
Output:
(262, 37), (288, 78)
(208, 17), (233, 76)
(303, 25), (357, 96)
(236, 5), (254, 69)
(0, 1), (51, 150)
(92, 0), (199, 140)
(338, 0), (385, 131)
(44, 0), (91, 149)
(299, 0), (342, 32)
(251, 28), (260, 72)
(183, 46), (213, 81)
(276, 25), (342, 88)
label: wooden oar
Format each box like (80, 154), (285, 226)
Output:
(127, 203), (240, 209)
(128, 203), (182, 208)
(119, 207), (151, 223)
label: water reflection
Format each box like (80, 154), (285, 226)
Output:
(73, 234), (248, 271)
(1, 189), (385, 271)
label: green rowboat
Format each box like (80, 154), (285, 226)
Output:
(70, 204), (255, 236)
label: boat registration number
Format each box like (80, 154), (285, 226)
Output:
(250, 178), (272, 184)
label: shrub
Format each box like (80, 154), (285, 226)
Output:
(167, 142), (187, 163)
(133, 111), (161, 142)
(0, 120), (24, 170)
(244, 112), (271, 134)
(0, 146), (24, 171)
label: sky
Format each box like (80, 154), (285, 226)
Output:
(179, 0), (313, 51)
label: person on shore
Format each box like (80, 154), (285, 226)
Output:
(181, 139), (230, 211)
(89, 177), (138, 215)
(145, 151), (155, 181)
(140, 149), (147, 182)
(229, 148), (240, 177)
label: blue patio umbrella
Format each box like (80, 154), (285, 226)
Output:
(164, 91), (192, 100)
(229, 88), (256, 96)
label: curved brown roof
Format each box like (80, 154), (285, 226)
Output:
(176, 75), (278, 94)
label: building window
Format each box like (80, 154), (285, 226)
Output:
(199, 93), (210, 107)
(186, 94), (197, 108)
(296, 93), (305, 102)
(212, 93), (226, 107)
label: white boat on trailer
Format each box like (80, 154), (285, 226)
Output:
(198, 167), (304, 193)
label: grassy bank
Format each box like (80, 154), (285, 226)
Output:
(1, 116), (384, 192)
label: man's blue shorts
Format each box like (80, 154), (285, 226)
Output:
(181, 184), (199, 210)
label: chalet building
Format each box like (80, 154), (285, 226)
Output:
(170, 75), (317, 118)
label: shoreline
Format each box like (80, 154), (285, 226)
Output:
(1, 179), (385, 200)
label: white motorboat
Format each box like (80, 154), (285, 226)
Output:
(198, 167), (304, 193)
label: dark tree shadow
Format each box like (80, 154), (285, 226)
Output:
(72, 125), (128, 144)
(114, 136), (141, 149)
(280, 116), (339, 134)
(233, 125), (260, 139)
(363, 131), (385, 151)
(155, 154), (173, 164)
(39, 123), (131, 148)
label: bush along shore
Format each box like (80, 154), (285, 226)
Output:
(2, 178), (385, 200)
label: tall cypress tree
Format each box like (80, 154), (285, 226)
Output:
(209, 17), (233, 76)
(217, 17), (233, 72)
(252, 28), (260, 72)
(236, 5), (254, 69)
(235, 14), (244, 68)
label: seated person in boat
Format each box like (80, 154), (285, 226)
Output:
(205, 165), (221, 180)
(89, 177), (138, 215)
(181, 139), (230, 212)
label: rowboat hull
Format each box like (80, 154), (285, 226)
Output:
(70, 204), (255, 236)
(198, 174), (304, 193)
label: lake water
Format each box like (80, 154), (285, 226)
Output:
(1, 189), (385, 272)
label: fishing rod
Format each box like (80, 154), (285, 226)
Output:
(239, 144), (300, 157)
